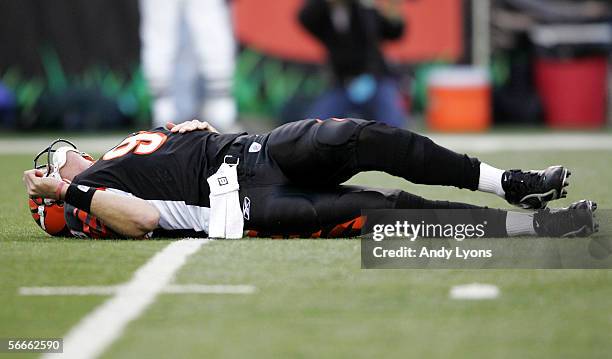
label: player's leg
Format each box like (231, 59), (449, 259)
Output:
(241, 185), (499, 237)
(267, 118), (481, 187)
(184, 0), (237, 132)
(267, 118), (569, 209)
(241, 185), (596, 238)
(139, 0), (181, 127)
(357, 121), (571, 209)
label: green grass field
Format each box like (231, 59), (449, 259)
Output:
(1, 148), (612, 358)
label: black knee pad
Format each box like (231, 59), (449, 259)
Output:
(314, 118), (369, 148)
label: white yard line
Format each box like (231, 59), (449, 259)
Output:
(163, 284), (256, 294)
(41, 238), (208, 359)
(1, 133), (612, 154)
(20, 286), (120, 296)
(449, 283), (500, 300)
(19, 284), (256, 296)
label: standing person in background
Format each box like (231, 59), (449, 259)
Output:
(299, 0), (407, 128)
(140, 0), (238, 131)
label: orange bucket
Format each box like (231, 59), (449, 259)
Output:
(427, 67), (491, 132)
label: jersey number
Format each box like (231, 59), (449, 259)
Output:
(102, 132), (167, 160)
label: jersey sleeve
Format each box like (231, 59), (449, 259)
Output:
(64, 203), (122, 239)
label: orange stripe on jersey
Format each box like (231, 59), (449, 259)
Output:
(74, 208), (111, 238)
(327, 216), (366, 238)
(353, 216), (366, 230)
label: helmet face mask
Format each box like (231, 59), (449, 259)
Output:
(34, 139), (93, 182)
(30, 139), (94, 237)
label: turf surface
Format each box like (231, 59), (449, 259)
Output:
(1, 150), (611, 358)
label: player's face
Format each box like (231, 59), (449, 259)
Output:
(59, 151), (93, 182)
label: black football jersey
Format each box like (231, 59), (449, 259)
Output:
(66, 128), (243, 238)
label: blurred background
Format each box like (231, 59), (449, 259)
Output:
(0, 0), (610, 133)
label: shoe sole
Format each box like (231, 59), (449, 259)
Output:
(519, 166), (570, 209)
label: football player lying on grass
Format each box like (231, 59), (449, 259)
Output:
(23, 118), (597, 239)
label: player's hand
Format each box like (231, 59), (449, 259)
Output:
(22, 169), (64, 200)
(167, 119), (220, 134)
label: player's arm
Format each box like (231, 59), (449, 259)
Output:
(84, 190), (159, 238)
(23, 169), (159, 238)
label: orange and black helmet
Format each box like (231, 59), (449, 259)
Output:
(29, 139), (94, 237)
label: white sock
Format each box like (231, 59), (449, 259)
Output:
(506, 211), (536, 236)
(478, 163), (506, 197)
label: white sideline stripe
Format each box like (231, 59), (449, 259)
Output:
(19, 284), (256, 296)
(2, 133), (612, 154)
(430, 134), (612, 152)
(42, 238), (208, 359)
(0, 137), (124, 154)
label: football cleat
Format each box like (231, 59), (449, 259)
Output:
(502, 165), (570, 209)
(533, 200), (598, 238)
